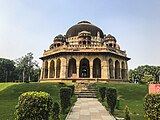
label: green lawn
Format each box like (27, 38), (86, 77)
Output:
(96, 82), (148, 120)
(0, 82), (76, 120)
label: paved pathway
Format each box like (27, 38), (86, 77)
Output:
(66, 98), (115, 120)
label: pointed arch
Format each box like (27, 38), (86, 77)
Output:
(109, 59), (114, 79)
(44, 61), (48, 78)
(50, 60), (55, 78)
(68, 58), (76, 78)
(93, 58), (101, 78)
(56, 59), (61, 78)
(79, 58), (90, 78)
(115, 60), (120, 79)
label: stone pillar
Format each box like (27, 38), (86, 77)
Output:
(125, 61), (128, 80)
(102, 60), (107, 79)
(54, 60), (57, 78)
(113, 60), (115, 79)
(76, 60), (80, 78)
(119, 61), (122, 79)
(48, 60), (51, 79)
(90, 60), (93, 78)
(60, 58), (66, 78)
(40, 61), (44, 80)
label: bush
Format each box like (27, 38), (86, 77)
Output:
(124, 106), (131, 120)
(106, 87), (117, 114)
(99, 86), (106, 102)
(15, 91), (53, 120)
(68, 85), (75, 96)
(144, 94), (160, 119)
(52, 102), (60, 120)
(60, 87), (72, 113)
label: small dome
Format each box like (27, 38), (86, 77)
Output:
(54, 34), (66, 43)
(66, 21), (104, 38)
(106, 34), (116, 42)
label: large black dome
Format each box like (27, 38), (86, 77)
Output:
(66, 21), (104, 38)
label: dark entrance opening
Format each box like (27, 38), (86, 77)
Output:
(79, 58), (90, 78)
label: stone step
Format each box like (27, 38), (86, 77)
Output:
(76, 95), (97, 98)
(75, 90), (96, 93)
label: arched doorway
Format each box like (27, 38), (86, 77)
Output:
(44, 61), (48, 78)
(109, 59), (114, 79)
(93, 58), (101, 78)
(121, 61), (125, 79)
(50, 60), (55, 78)
(115, 60), (120, 79)
(56, 59), (61, 78)
(79, 58), (90, 78)
(68, 58), (76, 78)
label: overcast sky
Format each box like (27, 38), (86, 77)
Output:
(0, 0), (160, 69)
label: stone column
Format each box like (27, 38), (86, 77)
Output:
(40, 61), (44, 80)
(48, 60), (51, 79)
(125, 61), (128, 80)
(113, 60), (115, 79)
(101, 60), (107, 79)
(76, 60), (80, 78)
(60, 58), (67, 78)
(54, 60), (57, 78)
(90, 60), (93, 78)
(119, 61), (122, 79)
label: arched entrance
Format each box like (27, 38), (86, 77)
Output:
(44, 61), (48, 78)
(56, 59), (61, 78)
(50, 60), (55, 78)
(121, 61), (125, 79)
(115, 60), (120, 79)
(109, 59), (114, 79)
(68, 58), (76, 78)
(93, 58), (101, 78)
(79, 58), (90, 78)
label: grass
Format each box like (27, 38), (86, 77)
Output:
(96, 82), (148, 120)
(0, 82), (76, 120)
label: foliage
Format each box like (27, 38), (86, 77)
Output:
(144, 94), (160, 120)
(52, 102), (60, 120)
(106, 87), (117, 114)
(99, 86), (106, 101)
(67, 85), (75, 96)
(15, 52), (39, 82)
(60, 87), (72, 113)
(0, 58), (15, 82)
(142, 74), (155, 83)
(124, 106), (131, 120)
(15, 91), (53, 120)
(129, 65), (160, 83)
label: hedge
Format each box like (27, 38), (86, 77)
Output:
(52, 102), (60, 120)
(144, 94), (160, 119)
(15, 91), (53, 120)
(60, 87), (72, 113)
(106, 87), (117, 114)
(99, 86), (106, 102)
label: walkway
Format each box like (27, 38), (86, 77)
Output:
(66, 98), (115, 120)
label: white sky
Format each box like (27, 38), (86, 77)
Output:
(0, 0), (160, 69)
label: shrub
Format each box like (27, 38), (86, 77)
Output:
(144, 94), (160, 119)
(124, 106), (131, 120)
(99, 86), (106, 102)
(68, 85), (75, 96)
(60, 87), (72, 113)
(106, 87), (117, 114)
(52, 102), (60, 120)
(15, 91), (53, 120)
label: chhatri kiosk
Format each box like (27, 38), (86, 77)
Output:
(40, 21), (130, 82)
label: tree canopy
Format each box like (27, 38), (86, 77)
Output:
(0, 52), (40, 82)
(129, 65), (160, 83)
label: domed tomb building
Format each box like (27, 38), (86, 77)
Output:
(40, 21), (130, 82)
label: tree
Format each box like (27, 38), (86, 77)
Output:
(0, 58), (15, 82)
(15, 52), (39, 82)
(129, 65), (160, 83)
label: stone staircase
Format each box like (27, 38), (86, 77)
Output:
(74, 83), (97, 98)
